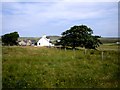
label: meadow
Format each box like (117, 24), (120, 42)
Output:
(2, 44), (119, 88)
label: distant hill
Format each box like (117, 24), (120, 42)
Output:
(18, 36), (119, 44)
(100, 37), (119, 44)
(19, 36), (61, 42)
(46, 36), (61, 41)
(19, 37), (40, 41)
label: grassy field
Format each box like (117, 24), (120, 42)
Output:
(2, 44), (119, 88)
(0, 46), (2, 89)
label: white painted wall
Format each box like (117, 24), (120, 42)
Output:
(37, 35), (54, 47)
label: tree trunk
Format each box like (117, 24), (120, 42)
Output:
(72, 44), (75, 50)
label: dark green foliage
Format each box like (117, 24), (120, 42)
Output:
(57, 25), (102, 49)
(85, 35), (102, 49)
(2, 32), (19, 46)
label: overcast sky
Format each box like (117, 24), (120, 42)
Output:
(1, 0), (118, 37)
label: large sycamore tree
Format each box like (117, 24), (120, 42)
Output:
(57, 25), (102, 49)
(2, 32), (19, 46)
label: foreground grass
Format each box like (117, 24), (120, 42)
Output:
(0, 46), (2, 89)
(2, 46), (119, 88)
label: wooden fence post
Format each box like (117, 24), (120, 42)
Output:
(72, 49), (75, 59)
(102, 51), (104, 60)
(65, 47), (66, 51)
(73, 49), (75, 58)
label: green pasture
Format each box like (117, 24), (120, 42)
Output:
(2, 44), (119, 88)
(98, 43), (119, 51)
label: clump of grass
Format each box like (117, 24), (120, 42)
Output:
(2, 46), (119, 88)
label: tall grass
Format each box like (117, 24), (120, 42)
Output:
(2, 46), (119, 88)
(0, 46), (2, 89)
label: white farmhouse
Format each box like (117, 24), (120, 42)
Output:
(37, 35), (54, 47)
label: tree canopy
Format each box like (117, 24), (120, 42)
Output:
(2, 32), (19, 46)
(57, 25), (102, 49)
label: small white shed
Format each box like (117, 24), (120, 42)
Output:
(18, 40), (26, 46)
(116, 42), (120, 44)
(37, 35), (54, 47)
